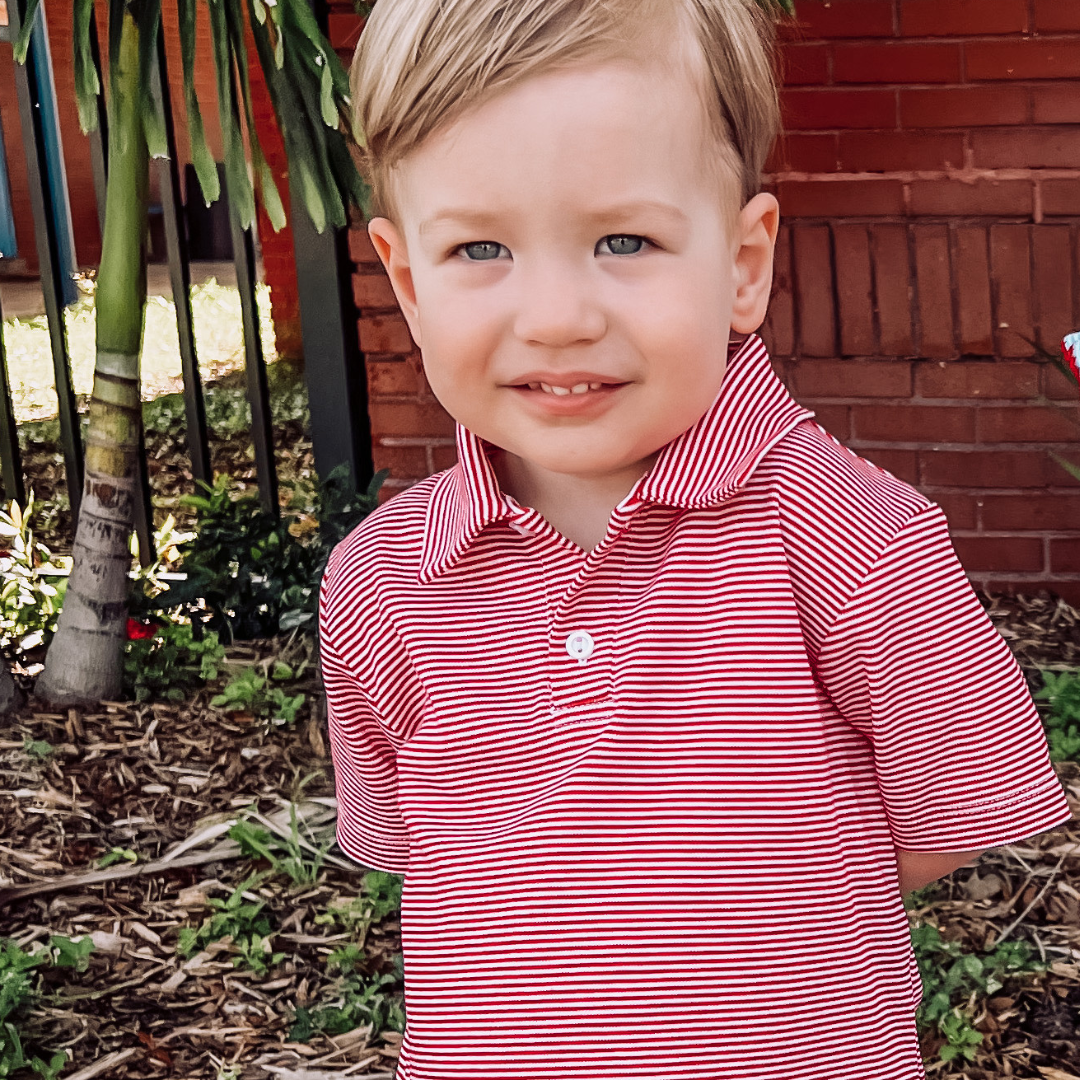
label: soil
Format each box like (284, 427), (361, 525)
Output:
(3, 415), (1080, 1079)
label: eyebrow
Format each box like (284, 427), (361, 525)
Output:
(417, 200), (690, 236)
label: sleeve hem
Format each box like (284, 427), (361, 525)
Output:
(889, 774), (1075, 852)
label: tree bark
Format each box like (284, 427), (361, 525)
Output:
(35, 12), (148, 706)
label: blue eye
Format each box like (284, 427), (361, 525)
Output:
(457, 241), (506, 261)
(599, 234), (647, 256)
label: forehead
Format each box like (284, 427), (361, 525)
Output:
(390, 58), (730, 223)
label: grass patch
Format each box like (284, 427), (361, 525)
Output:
(2, 276), (277, 423)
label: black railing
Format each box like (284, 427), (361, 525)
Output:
(0, 0), (374, 558)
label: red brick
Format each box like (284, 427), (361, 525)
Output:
(1032, 84), (1080, 125)
(763, 226), (796, 357)
(766, 134), (840, 174)
(833, 43), (962, 84)
(790, 358), (912, 397)
(327, 12), (364, 50)
(837, 132), (964, 172)
(778, 179), (905, 217)
(430, 445), (459, 472)
(954, 227), (995, 356)
(792, 0), (897, 39)
(348, 225), (379, 265)
(854, 404), (976, 442)
(982, 495), (1080, 530)
(1034, 0), (1080, 31)
(973, 128), (1080, 169)
(908, 179), (1034, 218)
(872, 224), (915, 357)
(1033, 226), (1076, 354)
(832, 224), (875, 356)
(792, 225), (837, 357)
(358, 313), (416, 355)
(779, 43), (832, 86)
(807, 404), (851, 440)
(366, 358), (422, 397)
(989, 225), (1035, 358)
(860, 447), (919, 484)
(900, 0), (1030, 35)
(1043, 361), (1080, 402)
(920, 448), (1068, 488)
(353, 272), (399, 309)
(952, 535), (1045, 572)
(781, 88), (897, 130)
(370, 400), (456, 438)
(915, 360), (1040, 399)
(899, 86), (1029, 129)
(372, 443), (430, 480)
(1041, 179), (1080, 215)
(927, 493), (979, 530)
(1050, 540), (1080, 573)
(967, 40), (1080, 81)
(977, 405), (1080, 443)
(913, 226), (955, 359)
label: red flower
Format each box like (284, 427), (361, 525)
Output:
(1063, 331), (1080, 388)
(126, 618), (159, 641)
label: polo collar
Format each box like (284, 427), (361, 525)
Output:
(418, 334), (813, 582)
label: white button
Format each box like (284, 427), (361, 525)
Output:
(564, 630), (595, 662)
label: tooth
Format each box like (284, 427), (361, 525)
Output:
(540, 382), (553, 393)
(528, 382), (540, 390)
(551, 385), (571, 396)
(570, 383), (589, 395)
(589, 383), (601, 390)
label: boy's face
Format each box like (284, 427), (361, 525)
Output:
(368, 59), (779, 495)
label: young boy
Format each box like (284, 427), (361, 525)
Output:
(319, 1), (1074, 1076)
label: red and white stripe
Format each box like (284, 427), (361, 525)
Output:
(320, 334), (1073, 1080)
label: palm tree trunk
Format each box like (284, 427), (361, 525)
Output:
(36, 12), (148, 706)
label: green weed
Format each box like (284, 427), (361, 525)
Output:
(228, 805), (332, 888)
(177, 873), (284, 978)
(911, 921), (1046, 1064)
(211, 661), (307, 726)
(0, 935), (94, 1078)
(1034, 668), (1080, 762)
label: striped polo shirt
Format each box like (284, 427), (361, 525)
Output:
(320, 333), (1073, 1080)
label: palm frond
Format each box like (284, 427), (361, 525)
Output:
(72, 0), (101, 132)
(176, 0), (220, 206)
(137, 1), (168, 156)
(12, 0), (43, 64)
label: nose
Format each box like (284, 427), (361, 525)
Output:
(512, 259), (606, 347)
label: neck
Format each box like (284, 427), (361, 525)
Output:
(493, 451), (656, 552)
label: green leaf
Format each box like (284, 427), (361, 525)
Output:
(319, 59), (337, 128)
(137, 2), (168, 158)
(12, 0), (43, 64)
(72, 0), (102, 133)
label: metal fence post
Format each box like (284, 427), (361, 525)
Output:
(9, 0), (84, 522)
(291, 0), (374, 495)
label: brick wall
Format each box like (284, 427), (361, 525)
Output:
(757, 0), (1080, 603)
(0, 0), (101, 272)
(342, 0), (1080, 605)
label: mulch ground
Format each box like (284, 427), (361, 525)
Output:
(4, 405), (1080, 1078)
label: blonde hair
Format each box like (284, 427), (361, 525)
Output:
(350, 0), (780, 224)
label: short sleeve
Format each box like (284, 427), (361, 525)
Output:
(816, 503), (1074, 852)
(319, 570), (410, 874)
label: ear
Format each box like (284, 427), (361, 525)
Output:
(367, 217), (423, 348)
(730, 192), (780, 336)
